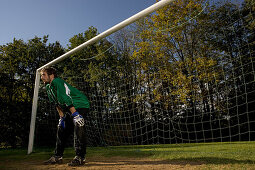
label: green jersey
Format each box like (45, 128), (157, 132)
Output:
(45, 77), (90, 110)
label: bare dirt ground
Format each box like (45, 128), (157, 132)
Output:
(2, 156), (253, 170)
(2, 156), (207, 170)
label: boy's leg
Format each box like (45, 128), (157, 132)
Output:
(55, 115), (74, 156)
(74, 108), (88, 158)
(44, 115), (73, 164)
(68, 108), (89, 166)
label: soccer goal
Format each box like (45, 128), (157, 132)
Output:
(28, 0), (255, 154)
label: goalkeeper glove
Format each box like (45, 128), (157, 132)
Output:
(58, 116), (65, 129)
(71, 111), (85, 127)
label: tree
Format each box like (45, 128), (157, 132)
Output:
(131, 0), (224, 142)
(204, 0), (255, 141)
(0, 36), (65, 148)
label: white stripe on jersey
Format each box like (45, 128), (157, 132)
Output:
(64, 83), (71, 98)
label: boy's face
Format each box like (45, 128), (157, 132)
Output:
(40, 71), (52, 84)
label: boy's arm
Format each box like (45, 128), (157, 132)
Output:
(68, 106), (76, 114)
(56, 106), (64, 117)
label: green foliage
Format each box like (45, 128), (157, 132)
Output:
(129, 0), (254, 135)
(0, 36), (65, 148)
(133, 0), (220, 105)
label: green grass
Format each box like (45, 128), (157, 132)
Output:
(0, 141), (254, 169)
(90, 141), (255, 163)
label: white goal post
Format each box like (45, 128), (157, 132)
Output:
(28, 0), (175, 154)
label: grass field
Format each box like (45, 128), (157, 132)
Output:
(0, 141), (254, 169)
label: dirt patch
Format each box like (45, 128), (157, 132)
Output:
(1, 156), (205, 170)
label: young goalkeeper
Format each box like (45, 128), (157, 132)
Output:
(40, 67), (90, 166)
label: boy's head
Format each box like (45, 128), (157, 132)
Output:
(40, 67), (57, 84)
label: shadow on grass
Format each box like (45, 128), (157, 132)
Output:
(84, 157), (254, 168)
(109, 141), (255, 150)
(179, 157), (255, 165)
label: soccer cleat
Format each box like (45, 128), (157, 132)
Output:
(44, 155), (63, 164)
(68, 156), (86, 166)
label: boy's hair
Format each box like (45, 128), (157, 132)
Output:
(41, 67), (58, 77)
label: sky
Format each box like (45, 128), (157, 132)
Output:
(0, 0), (157, 47)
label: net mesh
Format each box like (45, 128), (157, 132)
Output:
(34, 0), (255, 148)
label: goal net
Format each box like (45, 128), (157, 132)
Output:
(29, 0), (255, 153)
